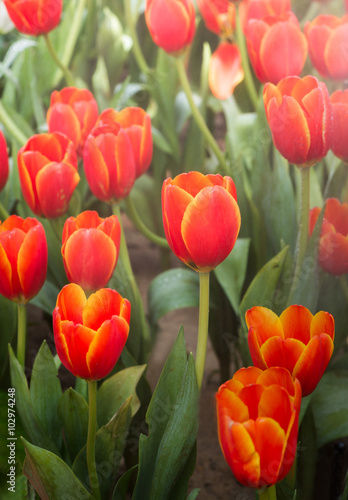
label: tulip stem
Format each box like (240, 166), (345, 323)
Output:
(125, 196), (169, 248)
(235, 6), (260, 111)
(43, 34), (75, 87)
(175, 57), (228, 173)
(87, 380), (101, 500)
(0, 201), (9, 221)
(195, 272), (210, 391)
(123, 0), (150, 75)
(258, 485), (277, 500)
(17, 304), (27, 368)
(0, 101), (28, 146)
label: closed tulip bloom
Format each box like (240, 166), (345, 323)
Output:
(0, 130), (9, 192)
(196, 0), (235, 36)
(305, 15), (348, 81)
(245, 12), (308, 84)
(330, 90), (348, 162)
(62, 211), (121, 292)
(3, 0), (62, 36)
(47, 87), (99, 156)
(309, 198), (348, 276)
(162, 172), (241, 273)
(53, 284), (131, 380)
(239, 0), (291, 31)
(216, 366), (301, 488)
(263, 75), (332, 167)
(209, 42), (244, 100)
(0, 216), (47, 304)
(246, 305), (335, 396)
(18, 132), (79, 218)
(145, 0), (196, 54)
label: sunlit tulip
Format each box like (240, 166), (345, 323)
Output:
(330, 89), (348, 162)
(17, 132), (79, 218)
(162, 172), (241, 273)
(3, 0), (62, 36)
(0, 216), (47, 304)
(47, 87), (99, 156)
(53, 284), (131, 380)
(309, 198), (348, 276)
(216, 366), (301, 488)
(145, 0), (196, 54)
(196, 0), (235, 37)
(0, 130), (9, 192)
(246, 305), (335, 396)
(209, 42), (244, 100)
(305, 14), (348, 81)
(62, 211), (121, 292)
(263, 75), (332, 167)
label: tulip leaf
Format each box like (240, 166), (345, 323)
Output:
(31, 279), (60, 316)
(297, 404), (317, 500)
(22, 438), (93, 500)
(0, 296), (16, 381)
(97, 364), (146, 427)
(186, 489), (201, 500)
(57, 388), (89, 463)
(112, 465), (138, 500)
(213, 238), (251, 315)
(148, 268), (199, 326)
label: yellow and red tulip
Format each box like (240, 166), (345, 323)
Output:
(209, 42), (244, 100)
(196, 0), (235, 37)
(3, 0), (62, 36)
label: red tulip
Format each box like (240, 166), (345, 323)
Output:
(305, 14), (348, 81)
(0, 130), (9, 192)
(3, 0), (62, 36)
(83, 117), (136, 203)
(245, 12), (307, 84)
(246, 305), (335, 396)
(47, 87), (99, 156)
(196, 0), (235, 36)
(309, 198), (348, 276)
(17, 132), (79, 218)
(239, 0), (291, 31)
(145, 0), (196, 54)
(330, 89), (348, 162)
(53, 284), (131, 380)
(0, 215), (47, 304)
(263, 75), (332, 167)
(216, 366), (301, 488)
(62, 211), (121, 292)
(162, 172), (241, 273)
(209, 42), (244, 100)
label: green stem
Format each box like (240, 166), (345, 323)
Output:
(235, 5), (260, 111)
(17, 304), (27, 368)
(195, 272), (210, 391)
(0, 101), (28, 146)
(175, 57), (228, 173)
(123, 0), (150, 75)
(125, 196), (169, 248)
(258, 485), (277, 500)
(43, 33), (75, 87)
(49, 217), (63, 243)
(0, 201), (9, 221)
(87, 380), (101, 500)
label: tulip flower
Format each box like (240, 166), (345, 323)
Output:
(246, 305), (335, 396)
(3, 0), (62, 36)
(0, 215), (47, 304)
(263, 75), (332, 167)
(0, 130), (9, 192)
(305, 15), (348, 81)
(145, 0), (196, 54)
(216, 366), (301, 488)
(196, 0), (235, 36)
(53, 283), (131, 380)
(62, 211), (121, 292)
(17, 132), (79, 218)
(83, 118), (136, 203)
(209, 42), (244, 100)
(47, 87), (99, 156)
(309, 198), (348, 276)
(239, 0), (291, 30)
(162, 172), (241, 273)
(330, 89), (348, 163)
(245, 12), (308, 84)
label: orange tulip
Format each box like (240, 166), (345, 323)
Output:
(47, 87), (99, 156)
(209, 42), (244, 100)
(263, 75), (332, 167)
(305, 15), (348, 81)
(309, 198), (348, 276)
(17, 132), (79, 219)
(245, 12), (307, 84)
(3, 0), (62, 36)
(145, 0), (196, 54)
(162, 172), (241, 273)
(246, 305), (335, 396)
(62, 211), (121, 292)
(330, 89), (348, 163)
(53, 283), (131, 380)
(216, 366), (301, 489)
(0, 215), (47, 304)
(196, 0), (235, 36)
(0, 130), (9, 192)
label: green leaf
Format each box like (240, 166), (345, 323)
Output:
(0, 474), (28, 500)
(97, 364), (146, 427)
(297, 404), (316, 500)
(31, 280), (60, 316)
(187, 489), (201, 500)
(112, 465), (138, 500)
(22, 438), (93, 500)
(148, 268), (199, 326)
(0, 296), (16, 381)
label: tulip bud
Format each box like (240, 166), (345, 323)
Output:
(3, 0), (62, 36)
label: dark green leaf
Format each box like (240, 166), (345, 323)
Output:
(112, 465), (138, 500)
(297, 404), (316, 499)
(31, 280), (60, 316)
(0, 296), (16, 381)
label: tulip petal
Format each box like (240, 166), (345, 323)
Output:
(279, 304), (312, 343)
(258, 385), (292, 432)
(324, 198), (348, 235)
(238, 385), (264, 420)
(83, 288), (125, 331)
(232, 366), (263, 386)
(319, 232), (348, 275)
(246, 306), (284, 342)
(260, 336), (305, 373)
(310, 311), (335, 340)
(171, 171), (213, 197)
(209, 42), (244, 100)
(216, 388), (250, 423)
(227, 421), (261, 488)
(47, 103), (81, 150)
(325, 24), (348, 80)
(56, 283), (86, 324)
(65, 323), (96, 380)
(84, 135), (111, 201)
(248, 327), (269, 370)
(53, 311), (74, 375)
(0, 242), (14, 299)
